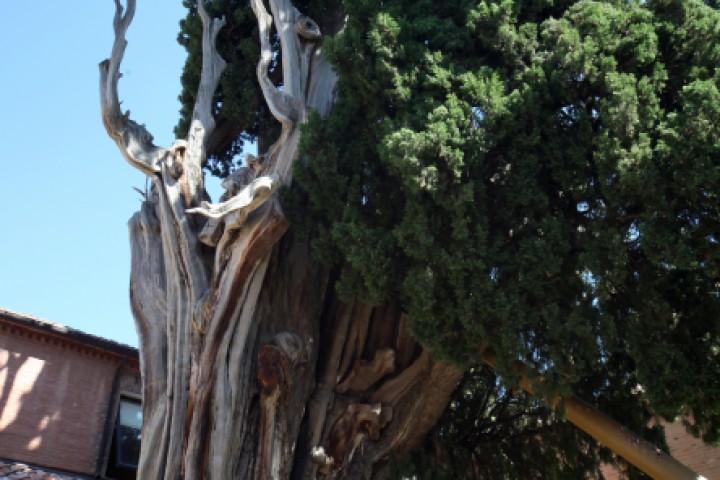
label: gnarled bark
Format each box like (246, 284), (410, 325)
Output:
(101, 1), (459, 478)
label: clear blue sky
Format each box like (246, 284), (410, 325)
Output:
(0, 2), (203, 346)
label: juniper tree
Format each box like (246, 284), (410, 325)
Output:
(101, 0), (719, 478)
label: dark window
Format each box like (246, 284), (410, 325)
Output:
(116, 399), (142, 466)
(106, 397), (142, 480)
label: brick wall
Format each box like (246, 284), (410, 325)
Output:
(600, 420), (720, 480)
(0, 322), (122, 475)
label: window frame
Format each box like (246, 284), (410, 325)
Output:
(113, 395), (142, 470)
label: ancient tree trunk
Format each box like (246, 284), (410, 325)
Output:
(100, 1), (460, 478)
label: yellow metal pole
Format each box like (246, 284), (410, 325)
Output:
(481, 350), (705, 480)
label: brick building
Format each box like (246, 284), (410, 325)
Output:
(659, 420), (720, 479)
(0, 309), (141, 479)
(600, 419), (720, 480)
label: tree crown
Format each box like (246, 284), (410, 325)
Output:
(176, 1), (720, 475)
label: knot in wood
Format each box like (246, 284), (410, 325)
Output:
(271, 332), (306, 365)
(166, 141), (187, 179)
(319, 403), (394, 475)
(296, 14), (321, 41)
(257, 344), (291, 392)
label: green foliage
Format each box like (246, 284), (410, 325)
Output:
(390, 364), (666, 480)
(296, 0), (720, 453)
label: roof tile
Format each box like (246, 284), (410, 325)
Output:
(0, 460), (90, 480)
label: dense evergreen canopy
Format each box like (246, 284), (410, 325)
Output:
(177, 0), (720, 476)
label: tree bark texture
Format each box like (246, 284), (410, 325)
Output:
(100, 1), (460, 478)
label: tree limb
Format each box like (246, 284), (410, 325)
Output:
(99, 0), (167, 176)
(249, 0), (305, 129)
(186, 174), (279, 221)
(175, 0), (229, 207)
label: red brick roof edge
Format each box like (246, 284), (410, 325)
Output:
(0, 308), (138, 360)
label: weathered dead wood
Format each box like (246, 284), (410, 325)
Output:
(187, 174), (278, 221)
(313, 403), (394, 477)
(336, 348), (396, 394)
(249, 0), (322, 182)
(182, 0), (226, 206)
(129, 197), (169, 480)
(99, 0), (166, 175)
(102, 2), (284, 478)
(304, 299), (372, 465)
(337, 302), (372, 384)
(257, 333), (306, 479)
(303, 298), (461, 479)
(183, 204), (289, 479)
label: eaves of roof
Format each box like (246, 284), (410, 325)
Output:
(0, 308), (138, 361)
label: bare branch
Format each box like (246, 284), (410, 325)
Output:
(175, 0), (229, 207)
(186, 0), (227, 152)
(112, 0), (131, 32)
(100, 0), (167, 176)
(186, 174), (279, 221)
(268, 0), (321, 97)
(248, 0), (322, 183)
(250, 0), (306, 128)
